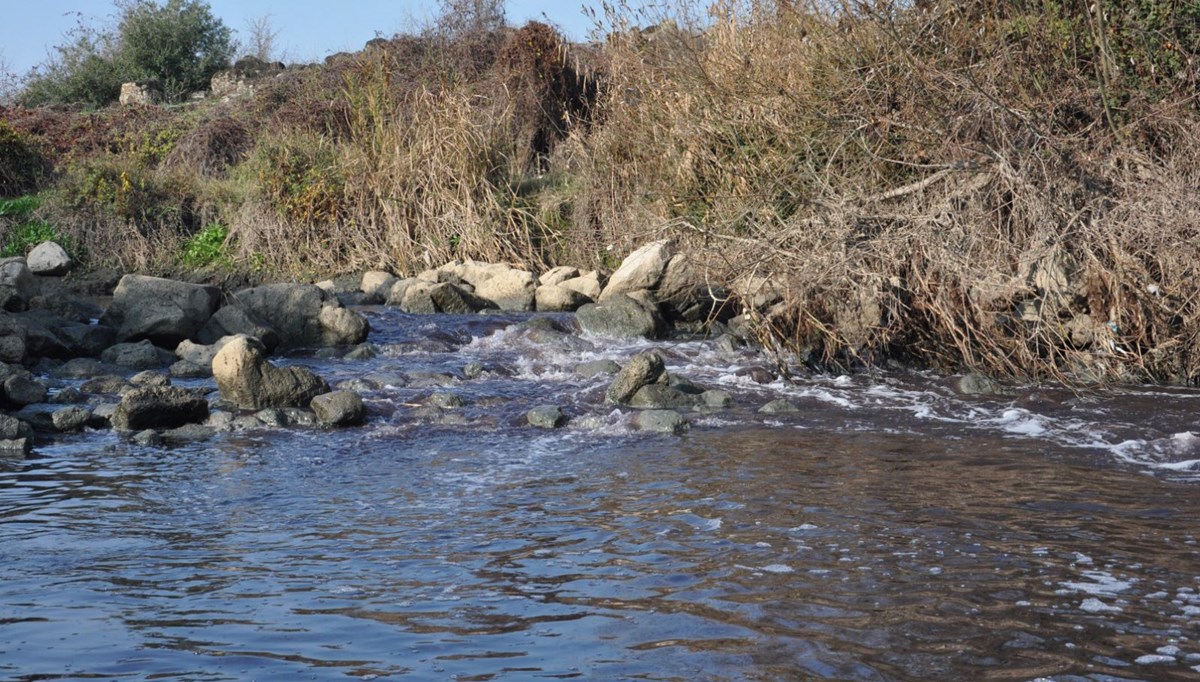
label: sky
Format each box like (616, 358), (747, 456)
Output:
(0, 0), (654, 77)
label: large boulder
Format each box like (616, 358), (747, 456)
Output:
(429, 283), (497, 314)
(26, 242), (72, 276)
(0, 315), (27, 362)
(196, 304), (281, 351)
(535, 284), (592, 312)
(0, 258), (38, 311)
(101, 340), (175, 369)
(606, 351), (667, 404)
(100, 275), (221, 346)
(473, 268), (536, 312)
(576, 294), (665, 339)
(111, 386), (210, 431)
(232, 284), (369, 348)
(599, 241), (672, 300)
(6, 309), (115, 359)
(212, 335), (330, 410)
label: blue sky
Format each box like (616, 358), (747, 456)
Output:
(1, 1), (651, 77)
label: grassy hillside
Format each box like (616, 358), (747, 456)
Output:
(3, 0), (1199, 383)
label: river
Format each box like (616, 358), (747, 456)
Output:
(3, 307), (1200, 680)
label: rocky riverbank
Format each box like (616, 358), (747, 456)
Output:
(1, 239), (762, 454)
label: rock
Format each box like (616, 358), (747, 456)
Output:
(463, 362), (485, 379)
(100, 275), (221, 346)
(81, 375), (129, 395)
(535, 284), (592, 312)
(169, 360), (211, 378)
(89, 403), (118, 428)
(0, 437), (32, 455)
(600, 241), (672, 300)
(310, 390), (366, 427)
(606, 352), (667, 404)
(0, 414), (33, 440)
(429, 282), (497, 314)
(175, 337), (235, 367)
(131, 429), (162, 446)
(129, 370), (170, 387)
(232, 284), (369, 348)
(196, 305), (282, 351)
(0, 324), (25, 363)
(560, 271), (605, 301)
(6, 309), (115, 360)
(160, 423), (216, 443)
(735, 366), (776, 384)
(51, 358), (106, 378)
(26, 241), (72, 276)
(49, 386), (83, 404)
(539, 266), (580, 287)
(51, 406), (91, 432)
(394, 280), (437, 313)
(0, 258), (38, 311)
(26, 290), (104, 323)
(254, 407), (317, 427)
(633, 409), (689, 434)
(759, 399), (800, 414)
(577, 294), (665, 339)
(385, 279), (417, 307)
(701, 389), (733, 408)
(576, 359), (621, 378)
(957, 373), (1001, 395)
(3, 374), (48, 406)
(212, 335), (330, 410)
(361, 270), (398, 303)
(527, 405), (566, 428)
(426, 392), (465, 409)
(629, 384), (700, 410)
(110, 386), (209, 431)
(474, 268), (536, 311)
(344, 343), (377, 360)
(101, 340), (174, 369)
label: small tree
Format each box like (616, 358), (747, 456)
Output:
(242, 14), (284, 62)
(118, 0), (235, 101)
(19, 19), (125, 108)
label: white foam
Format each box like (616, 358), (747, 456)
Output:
(1135, 654), (1176, 665)
(1061, 570), (1136, 596)
(1080, 598), (1123, 613)
(760, 564), (794, 574)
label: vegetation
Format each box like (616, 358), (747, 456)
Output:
(3, 0), (1200, 384)
(20, 0), (234, 107)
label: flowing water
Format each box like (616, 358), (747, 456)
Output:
(3, 307), (1200, 681)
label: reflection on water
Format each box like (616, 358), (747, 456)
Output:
(3, 309), (1200, 680)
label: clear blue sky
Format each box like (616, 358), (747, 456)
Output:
(1, 1), (653, 77)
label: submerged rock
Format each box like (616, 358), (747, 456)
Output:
(576, 359), (621, 378)
(212, 335), (330, 410)
(629, 384), (700, 410)
(957, 373), (1002, 395)
(633, 409), (689, 435)
(759, 399), (800, 414)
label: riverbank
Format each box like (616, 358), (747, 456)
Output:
(3, 2), (1199, 383)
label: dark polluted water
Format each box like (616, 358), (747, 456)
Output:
(3, 308), (1200, 681)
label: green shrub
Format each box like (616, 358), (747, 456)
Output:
(248, 131), (345, 223)
(0, 220), (60, 258)
(0, 195), (40, 219)
(179, 221), (229, 267)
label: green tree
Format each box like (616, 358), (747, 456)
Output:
(19, 0), (233, 107)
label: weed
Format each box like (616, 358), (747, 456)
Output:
(0, 220), (60, 258)
(179, 222), (230, 267)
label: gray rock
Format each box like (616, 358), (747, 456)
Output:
(205, 410), (235, 431)
(600, 241), (672, 300)
(52, 358), (106, 378)
(759, 399), (800, 414)
(111, 386), (210, 431)
(0, 414), (33, 440)
(701, 389), (733, 408)
(176, 337), (236, 367)
(254, 407), (317, 428)
(81, 375), (128, 395)
(396, 280), (438, 314)
(473, 267), (536, 312)
(49, 387), (83, 404)
(559, 271), (605, 301)
(606, 352), (667, 404)
(3, 374), (48, 406)
(51, 406), (91, 432)
(629, 384), (700, 410)
(129, 370), (170, 387)
(535, 284), (592, 312)
(576, 359), (621, 378)
(463, 362), (485, 379)
(539, 266), (579, 287)
(7, 309), (115, 359)
(384, 278), (416, 307)
(232, 283), (369, 348)
(957, 373), (1002, 395)
(360, 270), (398, 303)
(212, 335), (330, 410)
(100, 275), (221, 346)
(429, 282), (497, 314)
(344, 343), (378, 360)
(26, 291), (103, 323)
(311, 390), (366, 427)
(101, 340), (174, 369)
(577, 294), (665, 339)
(0, 437), (32, 454)
(26, 241), (72, 276)
(0, 258), (38, 312)
(169, 359), (211, 378)
(527, 405), (566, 428)
(160, 423), (216, 443)
(89, 403), (118, 428)
(426, 392), (465, 409)
(0, 326), (25, 363)
(196, 305), (281, 351)
(131, 429), (162, 446)
(633, 409), (689, 434)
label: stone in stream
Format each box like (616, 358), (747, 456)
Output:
(576, 294), (665, 340)
(101, 340), (175, 370)
(426, 392), (465, 409)
(429, 283), (497, 314)
(170, 359), (211, 379)
(605, 352), (667, 405)
(535, 284), (592, 312)
(600, 240), (672, 300)
(527, 405), (566, 429)
(633, 409), (689, 435)
(129, 370), (170, 387)
(196, 305), (282, 352)
(255, 408), (318, 428)
(957, 373), (1002, 395)
(538, 266), (579, 287)
(231, 283), (369, 348)
(0, 258), (38, 311)
(629, 384), (700, 410)
(576, 359), (620, 378)
(111, 386), (210, 431)
(26, 241), (72, 276)
(0, 414), (33, 441)
(100, 275), (221, 346)
(311, 390), (366, 427)
(2, 374), (48, 407)
(213, 336), (330, 410)
(759, 399), (800, 414)
(50, 406), (91, 432)
(360, 270), (399, 303)
(559, 271), (605, 301)
(701, 389), (734, 409)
